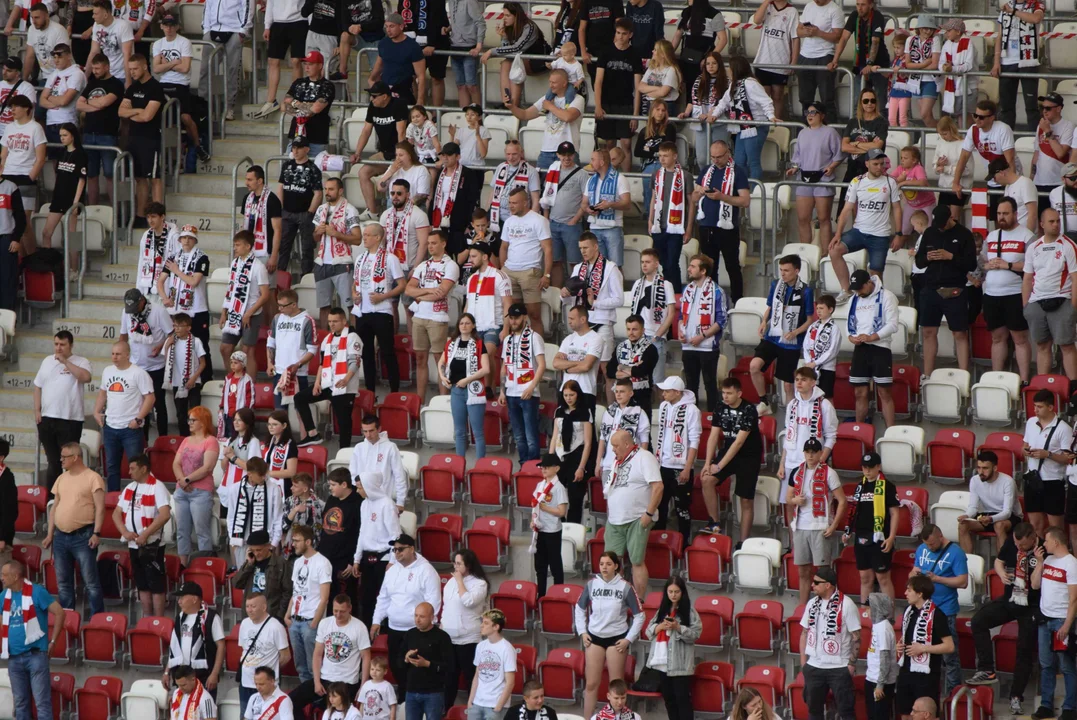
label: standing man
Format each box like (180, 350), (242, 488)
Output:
(577, 0), (623, 84)
(648, 142), (693, 300)
(595, 378), (651, 484)
(1022, 388), (1073, 539)
(796, 0), (845, 121)
(232, 531), (292, 620)
(1023, 208), (1077, 380)
(911, 523), (969, 696)
(554, 306), (603, 410)
(499, 187), (553, 337)
(464, 241), (512, 366)
(351, 82), (408, 220)
(294, 308), (361, 446)
(430, 142), (482, 254)
(93, 342), (155, 491)
(219, 231), (271, 378)
(846, 270), (899, 428)
(1032, 527), (1077, 720)
(351, 223), (405, 393)
(165, 582), (226, 700)
(843, 452), (901, 602)
(507, 70), (586, 171)
(789, 438), (845, 605)
(951, 100), (1018, 211)
(693, 141), (751, 300)
(152, 14), (209, 164)
(24, 3), (67, 87)
(39, 43), (84, 149)
(1050, 163), (1077, 237)
(582, 148), (631, 266)
(133, 203), (179, 301)
(779, 367), (838, 499)
(488, 140), (540, 235)
(406, 230), (459, 402)
(33, 330), (91, 495)
(311, 177), (362, 324)
(0, 560), (65, 720)
(603, 429), (663, 600)
(993, 0), (1044, 131)
(88, 0), (133, 84)
(266, 288), (318, 409)
(958, 450), (1020, 554)
(380, 178), (431, 273)
(41, 442), (105, 615)
(915, 205), (978, 377)
(118, 55), (165, 221)
(254, 0), (307, 119)
(752, 255), (814, 416)
(540, 141), (587, 290)
(119, 287), (174, 439)
(1032, 92), (1073, 214)
(701, 377), (763, 540)
(562, 231), (624, 398)
(243, 166), (283, 288)
(800, 565), (860, 720)
(367, 13), (426, 105)
(654, 376), (701, 545)
(77, 53), (124, 205)
(236, 594), (291, 713)
(593, 19), (642, 166)
(404, 601), (455, 720)
(283, 524), (332, 685)
(199, 0), (251, 121)
(276, 136), (323, 275)
(896, 576), (955, 715)
(990, 160), (1039, 233)
(283, 51), (335, 160)
(114, 454), (171, 617)
(628, 249), (676, 380)
(349, 417), (408, 513)
(982, 198), (1034, 382)
(830, 0), (888, 102)
(319, 469), (362, 609)
(608, 316), (659, 412)
(500, 303), (546, 465)
(290, 594), (371, 715)
(678, 254), (727, 412)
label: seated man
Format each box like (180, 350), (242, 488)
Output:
(958, 450), (1020, 554)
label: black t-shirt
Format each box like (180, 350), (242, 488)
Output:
(844, 116), (889, 148)
(634, 124), (678, 164)
(843, 10), (889, 71)
(303, 0), (337, 36)
(278, 159), (323, 214)
(448, 339), (487, 384)
(125, 77), (167, 138)
(712, 399), (762, 458)
(599, 44), (643, 106)
(247, 191), (283, 250)
(900, 603), (952, 686)
(53, 148), (87, 207)
(505, 706), (559, 720)
(583, 0), (623, 53)
(318, 491), (362, 565)
(286, 77), (335, 145)
(997, 536), (1044, 606)
(851, 477), (900, 538)
(81, 75), (125, 135)
(366, 97), (409, 156)
(678, 4), (722, 52)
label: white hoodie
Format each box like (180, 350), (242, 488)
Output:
(350, 431), (408, 508)
(371, 553), (442, 631)
(440, 573), (489, 645)
(574, 573), (645, 641)
(202, 0), (255, 33)
(353, 471), (402, 560)
(847, 282), (899, 349)
(656, 390), (702, 470)
(265, 0), (304, 27)
(782, 386), (838, 474)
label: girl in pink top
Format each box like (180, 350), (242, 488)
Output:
(890, 146), (936, 243)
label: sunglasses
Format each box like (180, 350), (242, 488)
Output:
(862, 98), (877, 105)
(974, 113), (993, 120)
(392, 546), (409, 554)
(811, 579), (828, 585)
(1043, 105), (1059, 111)
(50, 51), (64, 57)
(390, 191), (406, 197)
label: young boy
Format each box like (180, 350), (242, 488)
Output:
(468, 610), (517, 717)
(281, 472), (324, 555)
(161, 313), (207, 433)
(356, 655), (397, 720)
(218, 456), (284, 567)
(218, 350), (255, 440)
(800, 294), (840, 398)
(908, 209), (930, 327)
(548, 41), (586, 102)
(590, 679), (641, 720)
(531, 454), (570, 598)
(506, 680), (559, 720)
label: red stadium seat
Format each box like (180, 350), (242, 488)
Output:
(979, 431), (1024, 478)
(96, 549), (132, 605)
(694, 662), (734, 717)
(832, 363), (856, 414)
(640, 591), (664, 631)
(787, 673), (809, 720)
(419, 454), (466, 509)
(252, 380), (276, 423)
(100, 491), (123, 541)
(79, 612), (128, 666)
(465, 456), (513, 513)
(446, 707), (468, 720)
(783, 604), (807, 658)
(759, 415), (778, 466)
(12, 544), (42, 578)
(381, 335), (416, 385)
(483, 401), (507, 450)
(831, 423), (876, 475)
(126, 616), (173, 669)
(685, 533), (731, 589)
(417, 513), (464, 565)
(164, 554), (183, 594)
(297, 444), (328, 484)
(47, 609), (79, 664)
(695, 595), (734, 652)
(946, 684), (994, 720)
(738, 665), (785, 708)
(597, 655), (636, 698)
(21, 269), (59, 320)
(783, 553), (800, 595)
(369, 633), (396, 684)
(15, 485), (46, 536)
(538, 647), (585, 704)
(512, 461), (544, 528)
(74, 676), (124, 720)
(955, 617), (976, 669)
(986, 570), (1005, 602)
(993, 621), (1019, 675)
(491, 580), (538, 634)
(225, 623), (242, 672)
(181, 569), (218, 606)
(465, 516), (512, 572)
(512, 644), (537, 694)
(886, 365), (921, 420)
(1023, 374), (1068, 417)
(376, 392), (422, 443)
(147, 434), (183, 483)
(588, 475), (608, 519)
(734, 599), (784, 663)
(538, 584), (584, 642)
(50, 672), (75, 720)
(645, 530), (685, 582)
(894, 487), (929, 537)
(835, 546), (861, 597)
(891, 549), (916, 591)
(731, 356), (772, 404)
(926, 429), (977, 484)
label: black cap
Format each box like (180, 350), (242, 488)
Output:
(172, 581), (204, 598)
(805, 101), (826, 117)
(814, 567), (838, 586)
(848, 269), (872, 291)
(932, 204), (952, 229)
(1040, 92), (1065, 107)
(865, 148), (887, 161)
(538, 453), (562, 468)
(862, 451), (882, 468)
(392, 533), (416, 548)
(469, 241), (493, 256)
(159, 13), (179, 24)
(556, 141), (576, 156)
(3, 57), (21, 72)
(247, 529), (270, 546)
(291, 135), (310, 148)
(463, 103), (483, 115)
(507, 302), (528, 318)
(803, 438), (824, 453)
(439, 141), (460, 156)
(987, 157), (1011, 177)
(368, 81), (390, 97)
(123, 288), (145, 314)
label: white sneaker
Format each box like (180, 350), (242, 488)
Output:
(224, 109), (235, 121)
(253, 100), (279, 119)
(358, 210), (378, 221)
(835, 289), (853, 304)
(1010, 697), (1022, 715)
(756, 401), (772, 417)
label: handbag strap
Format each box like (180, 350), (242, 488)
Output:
(238, 617), (271, 670)
(1038, 421), (1061, 471)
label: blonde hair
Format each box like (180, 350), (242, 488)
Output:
(730, 688), (772, 720)
(855, 87), (879, 122)
(650, 40), (682, 90)
(937, 115), (960, 141)
(645, 100), (670, 143)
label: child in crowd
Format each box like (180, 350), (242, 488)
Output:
(281, 471), (324, 555)
(323, 683), (362, 720)
(449, 103), (491, 174)
(406, 105), (440, 165)
(218, 456), (284, 566)
(531, 454), (569, 597)
(356, 657), (397, 720)
(548, 41), (586, 102)
(457, 208), (500, 289)
(160, 312), (207, 433)
(468, 610), (517, 717)
(884, 34), (912, 126)
(591, 680), (641, 720)
(908, 209), (930, 327)
(218, 350), (254, 440)
(865, 592), (898, 720)
(801, 295), (839, 398)
(891, 146), (935, 245)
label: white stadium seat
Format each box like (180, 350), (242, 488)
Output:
(876, 425), (925, 483)
(420, 395), (455, 447)
(921, 369), (970, 424)
(732, 537), (782, 593)
(728, 297), (767, 349)
(960, 554), (985, 609)
(971, 371), (1021, 426)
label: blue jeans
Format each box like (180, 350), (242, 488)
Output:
(83, 132), (118, 179)
(273, 373), (310, 408)
(53, 524), (103, 614)
(733, 126), (768, 181)
(289, 619), (319, 683)
(590, 226), (624, 266)
(506, 395), (540, 463)
(468, 707), (506, 720)
(652, 336), (667, 382)
(1040, 618), (1077, 711)
(641, 160), (660, 213)
(239, 686), (255, 717)
(549, 219), (584, 264)
(406, 691), (445, 720)
(103, 424), (146, 492)
(451, 386), (486, 458)
(451, 55), (480, 87)
(538, 151), (558, 169)
(174, 487), (215, 558)
(943, 615), (963, 697)
(9, 648), (51, 720)
(651, 232), (684, 294)
(841, 227), (890, 273)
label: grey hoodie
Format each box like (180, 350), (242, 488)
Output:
(644, 606), (703, 677)
(448, 0), (486, 48)
(868, 592), (898, 685)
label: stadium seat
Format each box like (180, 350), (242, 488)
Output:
(147, 434), (183, 483)
(782, 605), (807, 665)
(537, 584), (584, 651)
(875, 425), (925, 482)
(926, 429), (977, 485)
(50, 671), (75, 720)
(376, 392), (422, 444)
(831, 423), (876, 476)
(512, 460), (544, 531)
(464, 516), (512, 573)
(561, 523), (586, 577)
(1023, 374), (1068, 418)
(979, 431), (1024, 477)
(894, 486), (929, 538)
(491, 580), (538, 635)
(732, 537), (782, 593)
(418, 453), (466, 516)
(463, 456), (513, 520)
(832, 362), (856, 416)
(539, 647), (585, 704)
(920, 369), (970, 424)
(420, 395), (455, 447)
(971, 371), (1021, 426)
(737, 476), (780, 530)
(889, 365), (921, 420)
(124, 615), (173, 670)
(834, 545), (861, 597)
(930, 491), (970, 541)
(738, 665), (786, 708)
(960, 554), (985, 609)
(78, 612), (128, 667)
(685, 533), (732, 590)
(512, 644), (538, 696)
(728, 297), (767, 350)
(694, 662), (734, 718)
(47, 609), (79, 664)
(119, 679), (168, 720)
(734, 600), (784, 670)
(417, 513), (464, 566)
(994, 621), (1020, 676)
(946, 680), (994, 720)
(645, 530), (685, 582)
(74, 676), (123, 720)
(11, 545), (42, 580)
(15, 485), (46, 536)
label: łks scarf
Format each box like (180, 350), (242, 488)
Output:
(587, 168), (621, 224)
(698, 161), (737, 230)
(218, 372), (254, 441)
(576, 255), (608, 310)
(658, 402), (690, 466)
(806, 319), (836, 365)
(793, 463), (831, 519)
(448, 336), (485, 405)
(432, 165), (463, 229)
(631, 274), (668, 328)
(170, 678), (205, 720)
(223, 253), (256, 336)
(120, 475), (161, 537)
(728, 81), (757, 138)
(166, 243), (205, 313)
(489, 162), (531, 229)
(319, 332), (354, 396)
(1, 579), (42, 658)
(355, 246), (391, 299)
(902, 599), (937, 674)
(805, 589), (846, 663)
(942, 38), (973, 114)
(504, 328), (536, 386)
(597, 704), (635, 720)
(138, 224), (172, 290)
(999, 0), (1041, 68)
(264, 438), (292, 474)
(785, 393), (823, 445)
(529, 476), (556, 553)
(604, 445), (640, 497)
(314, 201), (355, 263)
(229, 478), (268, 541)
(540, 161), (562, 209)
(383, 203), (413, 266)
(245, 188), (272, 255)
(971, 184), (989, 240)
(679, 277), (718, 345)
(650, 165), (686, 235)
(770, 277), (805, 339)
(165, 336), (198, 400)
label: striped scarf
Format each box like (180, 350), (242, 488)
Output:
(806, 589), (845, 662)
(903, 600), (937, 674)
(120, 475), (161, 536)
(432, 165), (463, 228)
(223, 253), (256, 336)
(587, 168), (620, 223)
(786, 394), (823, 444)
(166, 244), (205, 313)
(319, 332), (352, 396)
(264, 439), (292, 474)
(999, 0), (1041, 68)
(941, 38), (973, 114)
(650, 165), (686, 235)
(971, 184), (989, 240)
(165, 335), (198, 400)
(355, 246), (391, 298)
(576, 255), (607, 309)
(244, 188), (272, 255)
(229, 478), (267, 540)
(631, 274), (668, 328)
(490, 162), (531, 229)
(504, 328), (536, 386)
(449, 336), (485, 404)
(793, 463), (831, 519)
(383, 204), (413, 266)
(218, 372), (254, 441)
(1, 579), (42, 658)
(171, 679), (205, 720)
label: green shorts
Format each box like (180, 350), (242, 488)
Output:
(604, 518), (649, 566)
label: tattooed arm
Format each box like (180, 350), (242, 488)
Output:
(847, 629), (860, 673)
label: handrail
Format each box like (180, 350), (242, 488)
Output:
(61, 201), (88, 315)
(190, 39), (225, 148)
(949, 685), (975, 720)
(229, 155), (255, 263)
(160, 96), (182, 190)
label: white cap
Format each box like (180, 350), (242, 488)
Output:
(655, 376), (686, 391)
(230, 351), (247, 365)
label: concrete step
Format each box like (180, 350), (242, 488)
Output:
(114, 245), (232, 270)
(177, 172), (243, 197)
(0, 388), (97, 414)
(165, 193), (237, 216)
(1, 370), (100, 397)
(222, 119), (283, 140)
(188, 156), (272, 180)
(80, 279), (131, 300)
(51, 317), (121, 342)
(161, 210), (235, 236)
(211, 138), (287, 161)
(0, 414), (48, 446)
(17, 332), (115, 359)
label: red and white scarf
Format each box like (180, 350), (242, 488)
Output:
(489, 162), (532, 230)
(596, 704), (635, 720)
(355, 246), (392, 299)
(223, 253), (257, 336)
(540, 161), (562, 209)
(575, 255), (607, 309)
(319, 332), (355, 396)
(314, 201), (355, 263)
(529, 476), (557, 552)
(650, 164), (687, 235)
(698, 161), (736, 230)
(999, 0), (1041, 68)
(218, 372), (254, 440)
(902, 600), (936, 674)
(264, 438), (292, 474)
(805, 589), (845, 663)
(942, 37), (973, 115)
(256, 693), (290, 720)
(447, 336), (485, 405)
(679, 277), (717, 343)
(383, 204), (413, 267)
(793, 463), (831, 520)
(120, 475), (161, 536)
(605, 445), (640, 497)
(245, 188), (272, 255)
(165, 335), (198, 400)
(432, 165), (463, 228)
(971, 184), (989, 240)
(1013, 545), (1033, 606)
(138, 224), (174, 290)
(504, 328), (536, 387)
(166, 243), (205, 313)
(786, 393), (824, 444)
(171, 679), (205, 720)
(648, 612), (677, 669)
(467, 266), (506, 333)
(1, 579), (42, 659)
(275, 367), (298, 406)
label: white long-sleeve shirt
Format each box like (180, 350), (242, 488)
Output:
(349, 432), (408, 508)
(371, 554), (442, 631)
(265, 0), (303, 27)
(782, 387), (839, 472)
(714, 78), (776, 138)
(564, 259), (625, 326)
(656, 392), (702, 470)
(440, 574), (489, 645)
(966, 472), (1020, 522)
(801, 318), (840, 372)
(202, 0), (255, 33)
(574, 574), (645, 641)
(847, 283), (899, 348)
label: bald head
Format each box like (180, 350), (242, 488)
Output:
(415, 602), (435, 630)
(610, 430), (635, 461)
(913, 698), (937, 718)
(111, 341), (131, 366)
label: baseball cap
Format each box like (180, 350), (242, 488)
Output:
(556, 141), (576, 156)
(805, 101), (826, 117)
(392, 533), (416, 548)
(656, 377), (686, 392)
(463, 103), (483, 116)
(3, 57), (21, 72)
(439, 141), (461, 156)
(1062, 163), (1077, 179)
(932, 204), (953, 229)
(179, 224), (198, 240)
(848, 269), (872, 291)
(368, 81), (390, 97)
(814, 567), (838, 586)
(159, 13), (179, 24)
(291, 135), (310, 148)
(1040, 92), (1065, 108)
(230, 351), (248, 365)
(865, 148), (887, 161)
(172, 581), (204, 598)
(803, 438), (824, 453)
(247, 529), (270, 546)
(301, 50), (324, 64)
(386, 12), (404, 24)
(538, 453), (562, 468)
(987, 157), (1011, 176)
(507, 303), (528, 318)
(862, 451), (882, 468)
(123, 288), (145, 314)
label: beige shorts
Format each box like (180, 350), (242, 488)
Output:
(412, 316), (449, 353)
(505, 267), (545, 305)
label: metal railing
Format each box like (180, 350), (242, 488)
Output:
(61, 201), (88, 316)
(191, 39), (225, 148)
(229, 155), (255, 261)
(161, 96), (183, 191)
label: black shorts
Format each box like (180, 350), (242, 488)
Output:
(426, 48), (449, 79)
(1027, 478), (1067, 516)
(918, 286), (970, 332)
(595, 105), (634, 141)
(160, 82), (192, 117)
(129, 544), (166, 593)
(853, 537), (893, 573)
(849, 344), (893, 386)
(937, 191), (969, 208)
(716, 454), (761, 500)
(755, 68), (789, 86)
(1066, 483), (1077, 523)
(753, 339), (799, 383)
(128, 136), (163, 179)
(817, 368), (836, 398)
(979, 514), (1023, 532)
(983, 292), (1029, 332)
(268, 20), (309, 60)
(895, 671), (938, 715)
(588, 631), (628, 649)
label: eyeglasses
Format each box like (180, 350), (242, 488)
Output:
(806, 110), (820, 116)
(862, 98), (877, 105)
(278, 301), (294, 308)
(391, 546), (409, 554)
(811, 579), (828, 585)
(60, 453), (79, 460)
(974, 113), (993, 120)
(187, 417), (198, 423)
(50, 51), (64, 57)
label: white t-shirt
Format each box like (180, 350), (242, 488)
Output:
(44, 65), (86, 126)
(501, 211), (551, 272)
(1041, 553), (1077, 619)
(27, 20), (69, 83)
(243, 689), (293, 720)
(356, 680), (397, 720)
(0, 81), (36, 133)
(120, 301), (174, 372)
(92, 20), (134, 80)
(962, 122), (1016, 186)
(352, 248), (405, 317)
(238, 616), (290, 688)
(982, 227), (1034, 297)
(290, 552), (333, 621)
(1034, 118), (1075, 187)
(455, 125), (491, 169)
(1025, 236), (1077, 302)
(406, 120), (438, 162)
(34, 354), (92, 421)
(849, 173), (901, 238)
(501, 330), (546, 398)
(1050, 186), (1077, 234)
(175, 611), (226, 666)
(530, 94), (586, 153)
(559, 330), (602, 395)
(315, 615), (372, 682)
(1005, 175), (1038, 228)
(550, 57), (585, 86)
(166, 336), (206, 388)
(586, 171), (630, 230)
(641, 65), (680, 106)
(800, 592), (861, 669)
(534, 478), (569, 533)
(472, 637), (517, 708)
(100, 363), (153, 429)
(1022, 415), (1074, 482)
(630, 277), (676, 338)
(865, 619), (895, 684)
(754, 3), (799, 73)
(798, 0), (846, 58)
(152, 35), (193, 86)
(378, 206), (430, 269)
(411, 255), (459, 322)
(792, 465), (842, 531)
(606, 447), (662, 525)
(1, 120), (46, 177)
(388, 164), (430, 199)
(118, 478), (171, 548)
